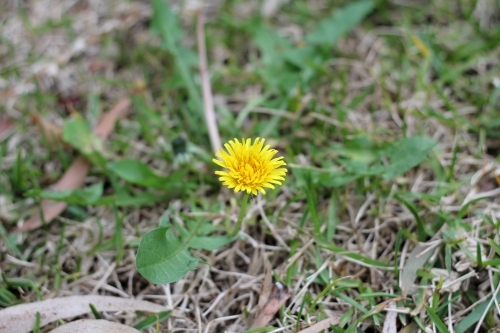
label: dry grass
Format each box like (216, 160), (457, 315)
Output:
(1, 0), (500, 332)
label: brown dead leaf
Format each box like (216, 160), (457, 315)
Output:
(93, 98), (131, 140)
(48, 319), (140, 333)
(297, 316), (340, 333)
(250, 282), (292, 329)
(0, 295), (165, 333)
(14, 97), (131, 233)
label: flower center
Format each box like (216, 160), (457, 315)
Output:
(235, 155), (266, 185)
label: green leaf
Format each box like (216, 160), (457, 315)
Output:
(62, 117), (103, 155)
(425, 306), (450, 333)
(305, 0), (374, 46)
(395, 196), (428, 241)
(317, 241), (391, 269)
(291, 136), (436, 187)
(150, 0), (204, 135)
(89, 303), (102, 319)
(136, 227), (199, 284)
(133, 310), (172, 330)
(177, 220), (233, 250)
(455, 291), (500, 333)
(251, 24), (291, 66)
(189, 236), (233, 251)
(113, 207), (124, 264)
(488, 238), (500, 256)
(93, 191), (171, 207)
(0, 288), (19, 307)
(27, 183), (103, 205)
(150, 0), (183, 47)
(108, 159), (185, 190)
(381, 136), (437, 180)
(33, 312), (40, 333)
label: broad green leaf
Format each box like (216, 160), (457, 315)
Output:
(150, 0), (183, 48)
(27, 183), (103, 205)
(381, 136), (437, 179)
(158, 212), (171, 227)
(62, 117), (103, 155)
(136, 227), (199, 284)
(306, 0), (374, 46)
(178, 221), (233, 251)
(283, 47), (316, 69)
(250, 25), (291, 66)
(189, 236), (233, 251)
(107, 159), (184, 189)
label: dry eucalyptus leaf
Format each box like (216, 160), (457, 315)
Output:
(48, 319), (141, 333)
(0, 295), (165, 333)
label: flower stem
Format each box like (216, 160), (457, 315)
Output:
(230, 193), (249, 238)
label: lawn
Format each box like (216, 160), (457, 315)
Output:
(1, 0), (500, 332)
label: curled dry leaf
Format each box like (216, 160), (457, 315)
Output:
(250, 282), (292, 329)
(0, 295), (165, 333)
(48, 319), (141, 333)
(14, 98), (131, 233)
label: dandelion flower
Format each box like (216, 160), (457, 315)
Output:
(213, 138), (287, 195)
